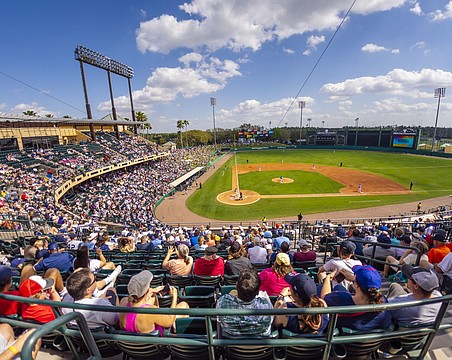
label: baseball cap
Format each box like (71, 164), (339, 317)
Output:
(299, 239), (310, 248)
(339, 241), (356, 254)
(264, 231), (272, 238)
(128, 270), (153, 299)
(398, 235), (411, 244)
(205, 246), (218, 255)
(19, 275), (54, 297)
(401, 265), (439, 292)
(0, 266), (13, 282)
(433, 233), (445, 242)
(285, 273), (317, 304)
(353, 265), (382, 291)
(48, 242), (59, 251)
(275, 253), (291, 266)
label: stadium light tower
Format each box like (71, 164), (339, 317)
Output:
(354, 117), (359, 146)
(298, 101), (306, 145)
(322, 120), (325, 129)
(307, 118), (312, 128)
(210, 97), (217, 147)
(432, 88), (446, 152)
(74, 45), (136, 138)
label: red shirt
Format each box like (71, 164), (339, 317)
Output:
(293, 250), (317, 263)
(428, 245), (450, 264)
(22, 304), (56, 323)
(0, 290), (20, 316)
(193, 257), (224, 276)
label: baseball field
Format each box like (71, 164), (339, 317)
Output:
(185, 149), (452, 221)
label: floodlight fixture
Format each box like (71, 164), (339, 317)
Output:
(298, 101), (306, 145)
(210, 97), (217, 147)
(74, 45), (134, 79)
(432, 87), (446, 152)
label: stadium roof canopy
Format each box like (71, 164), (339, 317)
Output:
(0, 113), (141, 126)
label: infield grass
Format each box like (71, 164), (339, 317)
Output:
(185, 149), (452, 220)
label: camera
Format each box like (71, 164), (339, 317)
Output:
(160, 283), (171, 295)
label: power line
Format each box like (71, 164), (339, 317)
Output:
(0, 70), (90, 116)
(277, 0), (358, 128)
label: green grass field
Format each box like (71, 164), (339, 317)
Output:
(239, 170), (343, 194)
(185, 149), (452, 221)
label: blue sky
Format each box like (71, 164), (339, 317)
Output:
(1, 0), (452, 133)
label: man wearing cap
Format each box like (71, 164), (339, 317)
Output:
(33, 242), (74, 273)
(61, 268), (119, 328)
(193, 246), (224, 276)
(428, 233), (450, 266)
(363, 232), (396, 260)
(274, 273), (329, 334)
(318, 241), (362, 292)
(216, 269), (273, 337)
(293, 239), (316, 263)
(388, 265), (442, 326)
(0, 266), (20, 316)
(321, 265), (391, 332)
(19, 275), (61, 323)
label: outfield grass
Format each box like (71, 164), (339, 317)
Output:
(186, 149), (452, 220)
(239, 170), (343, 195)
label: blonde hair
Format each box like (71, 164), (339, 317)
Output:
(177, 244), (191, 265)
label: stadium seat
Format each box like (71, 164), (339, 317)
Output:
(179, 286), (215, 308)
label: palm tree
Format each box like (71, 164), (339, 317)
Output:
(23, 110), (37, 116)
(135, 111), (149, 134)
(176, 120), (184, 148)
(45, 114), (54, 118)
(183, 120), (190, 147)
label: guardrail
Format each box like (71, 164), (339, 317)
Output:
(1, 292), (451, 360)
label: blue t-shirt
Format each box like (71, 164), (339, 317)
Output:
(324, 291), (391, 332)
(285, 302), (329, 334)
(34, 252), (74, 273)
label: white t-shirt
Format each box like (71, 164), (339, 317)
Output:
(403, 253), (428, 267)
(248, 246), (268, 264)
(61, 296), (118, 328)
(438, 252), (452, 277)
(323, 258), (362, 289)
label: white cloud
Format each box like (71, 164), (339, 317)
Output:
(140, 9), (147, 18)
(219, 96), (314, 127)
(321, 68), (452, 99)
(410, 2), (422, 16)
(283, 47), (295, 54)
(303, 35), (325, 56)
(391, 49), (400, 54)
(429, 1), (452, 21)
(98, 56), (241, 112)
(12, 102), (55, 117)
(302, 49), (312, 56)
(136, 0), (407, 54)
(361, 43), (387, 52)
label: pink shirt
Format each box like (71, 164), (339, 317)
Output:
(258, 268), (290, 296)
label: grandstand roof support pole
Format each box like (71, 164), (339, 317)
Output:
(107, 70), (120, 140)
(128, 77), (137, 135)
(298, 101), (305, 147)
(78, 60), (96, 141)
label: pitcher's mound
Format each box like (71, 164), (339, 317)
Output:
(272, 177), (294, 184)
(217, 190), (261, 205)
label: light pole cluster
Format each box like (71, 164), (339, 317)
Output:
(210, 97), (217, 147)
(298, 101), (306, 145)
(432, 88), (446, 152)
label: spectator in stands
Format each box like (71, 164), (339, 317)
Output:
(274, 273), (328, 334)
(19, 275), (61, 323)
(0, 266), (20, 316)
(268, 241), (293, 265)
(383, 240), (430, 278)
(336, 224), (347, 238)
(293, 239), (316, 263)
(273, 230), (290, 251)
(259, 253), (293, 296)
(317, 241), (361, 293)
(0, 326), (41, 360)
(66, 233), (82, 250)
(224, 242), (253, 275)
(118, 236), (135, 253)
(78, 235), (95, 251)
(119, 270), (189, 335)
(363, 232), (396, 260)
(428, 233), (450, 267)
(32, 242), (74, 273)
(61, 268), (119, 328)
(135, 235), (154, 251)
(162, 244), (193, 276)
(73, 246), (116, 272)
(347, 228), (364, 256)
(247, 237), (267, 264)
(216, 268), (273, 337)
(193, 235), (207, 251)
(321, 265), (392, 331)
(193, 246), (224, 276)
(387, 265), (441, 326)
(23, 237), (38, 259)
